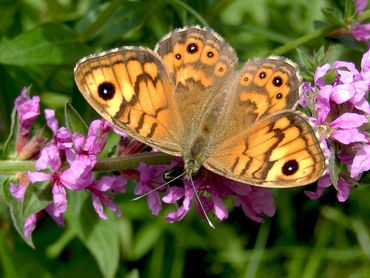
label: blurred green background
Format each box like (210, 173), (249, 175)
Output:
(0, 0), (369, 277)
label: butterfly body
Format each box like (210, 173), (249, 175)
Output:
(74, 26), (326, 188)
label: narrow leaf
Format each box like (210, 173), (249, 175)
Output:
(64, 101), (88, 135)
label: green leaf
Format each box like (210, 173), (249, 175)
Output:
(132, 223), (163, 260)
(2, 178), (51, 248)
(2, 107), (17, 157)
(344, 0), (356, 19)
(66, 194), (120, 278)
(329, 144), (339, 190)
(0, 24), (89, 66)
(322, 8), (346, 27)
(64, 101), (88, 135)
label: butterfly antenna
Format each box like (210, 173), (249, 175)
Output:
(132, 172), (186, 201)
(189, 177), (215, 229)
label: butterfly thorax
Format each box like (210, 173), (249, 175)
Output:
(183, 135), (208, 177)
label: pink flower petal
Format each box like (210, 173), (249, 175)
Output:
(351, 145), (370, 178)
(92, 194), (107, 220)
(51, 183), (67, 217)
(331, 128), (367, 144)
(162, 186), (185, 203)
(44, 109), (58, 133)
(356, 0), (368, 13)
(314, 63), (331, 86)
(24, 214), (38, 238)
(148, 192), (162, 215)
(305, 174), (332, 199)
(36, 144), (61, 171)
(330, 84), (356, 104)
(330, 113), (368, 128)
(27, 171), (52, 183)
(9, 183), (27, 200)
(212, 190), (228, 220)
(336, 178), (351, 202)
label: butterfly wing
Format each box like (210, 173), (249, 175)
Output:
(74, 47), (183, 155)
(216, 56), (302, 140)
(155, 26), (237, 150)
(205, 111), (326, 187)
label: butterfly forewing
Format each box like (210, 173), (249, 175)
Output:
(155, 27), (238, 151)
(74, 47), (183, 155)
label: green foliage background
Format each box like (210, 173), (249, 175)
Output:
(0, 0), (369, 277)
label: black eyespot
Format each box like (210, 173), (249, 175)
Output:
(282, 160), (299, 176)
(98, 82), (115, 100)
(207, 51), (214, 58)
(175, 53), (182, 60)
(187, 43), (198, 54)
(259, 71), (266, 79)
(218, 67), (224, 72)
(244, 76), (249, 81)
(276, 93), (283, 99)
(272, 76), (283, 87)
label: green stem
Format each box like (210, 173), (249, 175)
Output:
(270, 27), (333, 55)
(94, 152), (173, 171)
(271, 8), (370, 56)
(0, 152), (174, 174)
(0, 161), (35, 174)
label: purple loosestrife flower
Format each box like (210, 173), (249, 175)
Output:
(87, 176), (127, 220)
(135, 161), (180, 215)
(349, 0), (370, 44)
(14, 87), (46, 159)
(162, 171), (276, 223)
(302, 49), (370, 201)
(15, 87), (40, 138)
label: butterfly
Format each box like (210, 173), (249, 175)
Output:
(74, 26), (326, 188)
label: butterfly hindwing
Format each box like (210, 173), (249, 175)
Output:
(205, 111), (326, 187)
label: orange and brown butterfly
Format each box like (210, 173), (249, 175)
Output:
(74, 26), (327, 188)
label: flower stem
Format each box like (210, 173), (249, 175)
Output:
(0, 153), (174, 174)
(0, 161), (36, 174)
(271, 27), (333, 55)
(94, 152), (174, 171)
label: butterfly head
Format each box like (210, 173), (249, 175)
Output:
(184, 158), (201, 178)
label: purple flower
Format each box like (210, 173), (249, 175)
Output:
(28, 144), (91, 219)
(15, 87), (40, 137)
(226, 180), (276, 222)
(305, 174), (351, 202)
(88, 175), (127, 220)
(135, 162), (176, 215)
(66, 120), (110, 169)
(349, 0), (370, 44)
(356, 0), (368, 13)
(350, 144), (370, 178)
(45, 109), (73, 150)
(24, 214), (38, 238)
(161, 171), (276, 224)
(304, 50), (370, 202)
(164, 180), (194, 222)
(302, 49), (370, 202)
